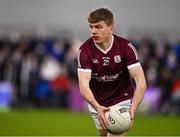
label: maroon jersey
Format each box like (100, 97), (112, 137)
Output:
(77, 35), (140, 107)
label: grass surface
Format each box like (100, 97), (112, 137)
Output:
(0, 109), (180, 136)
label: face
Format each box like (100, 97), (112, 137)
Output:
(89, 21), (113, 45)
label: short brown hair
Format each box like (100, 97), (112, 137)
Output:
(87, 8), (114, 26)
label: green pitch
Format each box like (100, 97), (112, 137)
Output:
(0, 109), (180, 136)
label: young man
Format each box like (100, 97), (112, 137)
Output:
(77, 8), (146, 136)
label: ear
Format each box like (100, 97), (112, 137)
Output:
(109, 25), (114, 33)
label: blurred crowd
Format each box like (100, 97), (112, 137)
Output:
(129, 33), (180, 115)
(0, 30), (180, 115)
(0, 30), (81, 109)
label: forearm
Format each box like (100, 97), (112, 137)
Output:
(129, 66), (147, 116)
(131, 82), (146, 111)
(79, 81), (101, 110)
(79, 79), (109, 130)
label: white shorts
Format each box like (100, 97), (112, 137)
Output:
(88, 99), (132, 130)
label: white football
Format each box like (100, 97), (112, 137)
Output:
(105, 106), (131, 134)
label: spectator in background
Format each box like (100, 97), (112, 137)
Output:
(174, 38), (180, 64)
(35, 54), (61, 107)
(158, 68), (173, 114)
(51, 63), (70, 108)
(171, 74), (180, 115)
(21, 51), (39, 104)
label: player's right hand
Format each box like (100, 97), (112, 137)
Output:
(96, 106), (110, 130)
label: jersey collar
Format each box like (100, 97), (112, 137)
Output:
(94, 35), (114, 54)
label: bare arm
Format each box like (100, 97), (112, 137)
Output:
(78, 71), (100, 109)
(129, 65), (147, 119)
(78, 71), (109, 129)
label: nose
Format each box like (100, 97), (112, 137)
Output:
(90, 27), (97, 35)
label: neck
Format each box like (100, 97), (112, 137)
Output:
(99, 35), (112, 50)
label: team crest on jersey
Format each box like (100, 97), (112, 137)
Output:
(114, 55), (121, 63)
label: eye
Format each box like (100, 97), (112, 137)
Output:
(96, 25), (103, 29)
(89, 25), (93, 29)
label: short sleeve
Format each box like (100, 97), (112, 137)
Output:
(125, 43), (141, 69)
(77, 48), (92, 72)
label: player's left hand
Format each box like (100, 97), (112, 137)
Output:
(129, 107), (136, 130)
(129, 117), (134, 130)
(129, 107), (135, 120)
